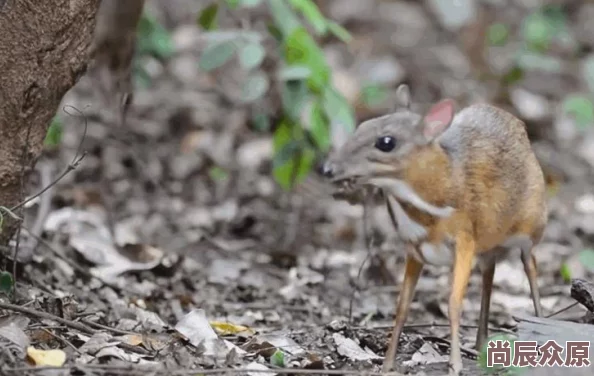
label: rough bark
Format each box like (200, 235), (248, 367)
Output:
(0, 0), (101, 245)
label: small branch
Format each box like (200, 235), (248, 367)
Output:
(2, 364), (403, 376)
(0, 301), (149, 356)
(25, 161), (55, 253)
(9, 104), (89, 213)
(545, 301), (579, 318)
(0, 301), (97, 335)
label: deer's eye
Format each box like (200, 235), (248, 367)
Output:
(375, 136), (396, 152)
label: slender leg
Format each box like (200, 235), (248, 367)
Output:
(521, 247), (542, 317)
(448, 232), (476, 376)
(476, 256), (496, 350)
(382, 253), (424, 373)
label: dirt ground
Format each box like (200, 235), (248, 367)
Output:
(2, 0), (594, 375)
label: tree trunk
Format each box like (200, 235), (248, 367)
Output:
(0, 0), (101, 245)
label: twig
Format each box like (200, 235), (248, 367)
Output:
(0, 301), (149, 356)
(81, 319), (137, 336)
(361, 322), (516, 335)
(545, 302), (579, 318)
(424, 336), (479, 358)
(0, 300), (97, 335)
(26, 161), (55, 253)
(10, 105), (89, 213)
(40, 327), (81, 354)
(2, 364), (403, 376)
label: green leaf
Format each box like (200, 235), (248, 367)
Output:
(309, 103), (330, 151)
(284, 27), (330, 90)
(361, 83), (389, 108)
(322, 86), (356, 132)
(281, 80), (310, 121)
(288, 0), (327, 35)
(241, 0), (264, 7)
(562, 95), (594, 130)
(577, 249), (594, 271)
(199, 41), (237, 71)
(209, 166), (229, 181)
(240, 72), (270, 103)
(198, 3), (219, 30)
(44, 117), (63, 147)
(559, 262), (572, 283)
(0, 271), (14, 295)
(521, 6), (566, 52)
(272, 120), (315, 190)
(327, 21), (352, 43)
(270, 349), (285, 367)
(239, 43), (266, 70)
(487, 23), (509, 46)
(137, 13), (174, 59)
(501, 65), (524, 85)
(278, 65), (312, 81)
(252, 112), (271, 132)
(225, 0), (240, 9)
(268, 0), (301, 36)
(266, 23), (284, 42)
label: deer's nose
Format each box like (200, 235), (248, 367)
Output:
(320, 161), (335, 178)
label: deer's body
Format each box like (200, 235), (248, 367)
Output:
(322, 86), (547, 375)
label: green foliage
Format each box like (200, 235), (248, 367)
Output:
(133, 12), (174, 88)
(361, 83), (389, 108)
(44, 117), (63, 148)
(562, 95), (594, 130)
(199, 40), (237, 71)
(521, 5), (566, 52)
(137, 12), (174, 59)
(487, 23), (509, 46)
(270, 349), (286, 367)
(198, 3), (219, 30)
(0, 271), (14, 296)
(239, 43), (266, 70)
(197, 0), (353, 190)
(209, 166), (229, 181)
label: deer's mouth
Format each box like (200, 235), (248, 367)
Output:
(330, 176), (366, 203)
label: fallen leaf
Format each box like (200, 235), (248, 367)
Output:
(210, 321), (255, 335)
(27, 347), (66, 366)
(0, 322), (29, 349)
(332, 333), (381, 361)
(402, 343), (448, 366)
(174, 309), (245, 357)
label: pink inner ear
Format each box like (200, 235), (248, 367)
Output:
(423, 99), (455, 138)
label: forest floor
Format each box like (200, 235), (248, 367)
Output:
(2, 1), (594, 375)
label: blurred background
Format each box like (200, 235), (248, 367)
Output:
(11, 0), (594, 373)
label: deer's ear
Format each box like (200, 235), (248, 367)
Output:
(423, 99), (455, 140)
(395, 84), (411, 109)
